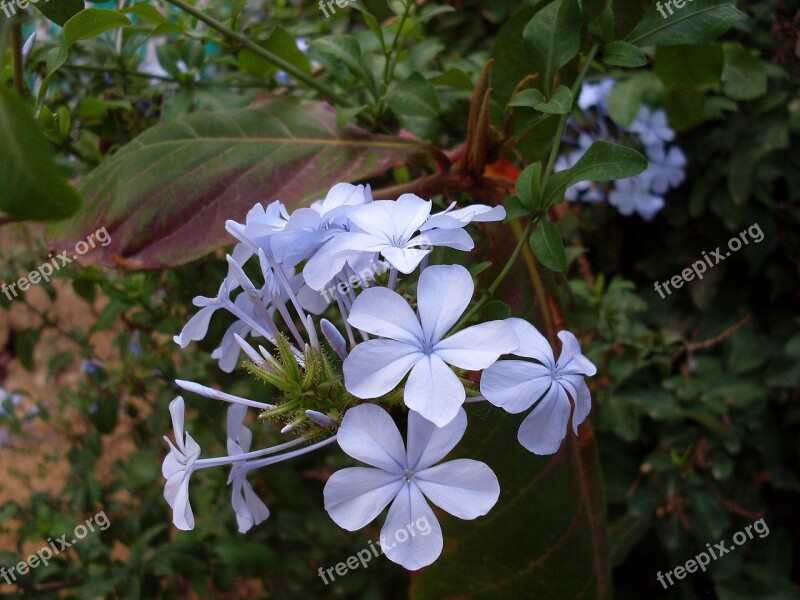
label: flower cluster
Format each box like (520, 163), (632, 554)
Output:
(555, 78), (686, 220)
(163, 184), (596, 569)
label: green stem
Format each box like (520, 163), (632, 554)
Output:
(375, 0), (413, 117)
(162, 0), (352, 105)
(11, 19), (23, 95)
(453, 218), (536, 331)
(540, 43), (599, 194)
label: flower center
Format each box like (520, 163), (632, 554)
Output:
(403, 469), (415, 483)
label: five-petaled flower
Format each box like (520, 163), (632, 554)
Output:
(343, 264), (518, 426)
(481, 319), (597, 455)
(324, 404), (500, 570)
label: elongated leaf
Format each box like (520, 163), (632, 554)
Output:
(523, 0), (581, 90)
(410, 404), (610, 599)
(654, 44), (724, 87)
(530, 219), (567, 271)
(602, 41), (647, 68)
(624, 0), (746, 48)
(721, 43), (767, 100)
(47, 98), (430, 269)
(386, 72), (441, 118)
(0, 86), (81, 221)
(64, 8), (131, 46)
(509, 85), (573, 114)
(544, 141), (647, 205)
(34, 0), (84, 26)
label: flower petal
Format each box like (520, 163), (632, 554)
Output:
(348, 287), (424, 344)
(164, 471), (195, 530)
(480, 360), (553, 414)
(337, 404), (408, 471)
(381, 483), (443, 570)
(324, 467), (404, 530)
(505, 318), (554, 366)
(556, 330), (597, 376)
(344, 339), (423, 399)
(413, 228), (474, 251)
(417, 264), (473, 345)
(404, 354), (465, 427)
(434, 320), (519, 370)
(406, 408), (467, 472)
(558, 376), (592, 434)
(380, 246), (431, 274)
(415, 459), (500, 519)
(516, 384), (571, 455)
(394, 194), (433, 241)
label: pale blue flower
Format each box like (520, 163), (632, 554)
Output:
(324, 404), (500, 570)
(481, 320), (596, 455)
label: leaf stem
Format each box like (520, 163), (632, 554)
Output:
(453, 218), (535, 331)
(540, 43), (599, 195)
(162, 0), (352, 105)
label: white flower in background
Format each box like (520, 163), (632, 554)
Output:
(304, 194), (474, 290)
(629, 106), (675, 146)
(481, 319), (596, 455)
(343, 265), (518, 426)
(555, 133), (594, 202)
(324, 404), (500, 570)
(609, 175), (665, 220)
(578, 78), (615, 111)
(227, 405), (270, 533)
(162, 397), (201, 530)
(645, 144), (687, 194)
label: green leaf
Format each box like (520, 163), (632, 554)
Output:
(522, 0), (581, 90)
(624, 0), (746, 48)
(654, 44), (724, 87)
(238, 27), (311, 78)
(63, 8), (131, 47)
(588, 7), (615, 43)
(503, 195), (529, 221)
(0, 86), (81, 221)
(663, 89), (706, 130)
(602, 41), (648, 68)
(516, 162), (542, 210)
(122, 3), (167, 24)
(544, 141), (648, 205)
(509, 85), (573, 114)
(721, 42), (767, 100)
(34, 0), (84, 26)
(310, 35), (378, 100)
(14, 329), (40, 371)
(605, 74), (664, 126)
(47, 98), (430, 269)
(386, 72), (440, 118)
(530, 220), (567, 271)
(411, 405), (610, 599)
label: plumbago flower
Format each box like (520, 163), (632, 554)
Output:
(481, 319), (597, 455)
(324, 404), (499, 569)
(344, 264), (518, 426)
(163, 182), (596, 570)
(556, 77), (686, 219)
